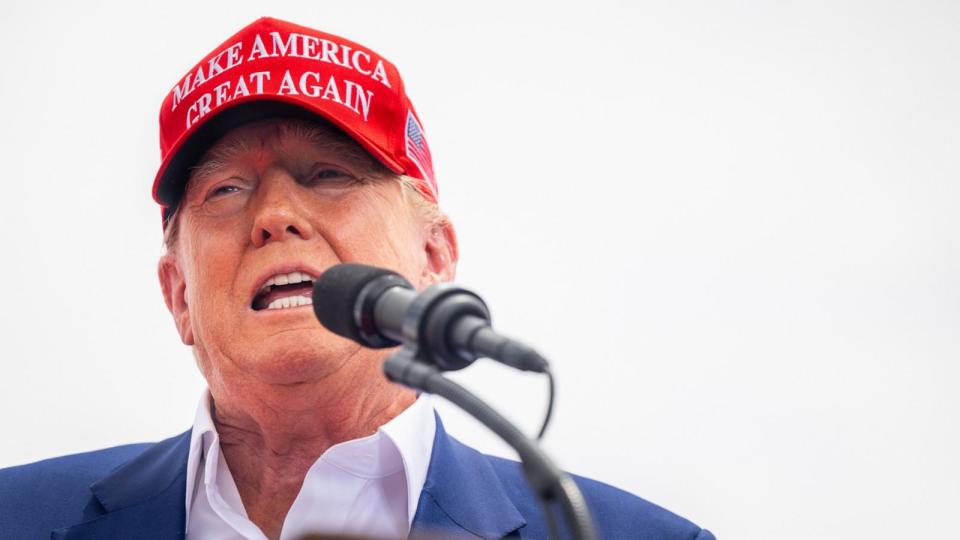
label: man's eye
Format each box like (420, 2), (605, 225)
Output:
(207, 185), (241, 200)
(303, 167), (360, 187)
(315, 168), (348, 180)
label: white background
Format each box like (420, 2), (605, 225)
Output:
(1, 1), (957, 539)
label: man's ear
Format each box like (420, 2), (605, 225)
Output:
(421, 218), (459, 286)
(158, 253), (195, 346)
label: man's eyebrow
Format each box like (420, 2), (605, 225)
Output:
(283, 121), (390, 175)
(184, 120), (392, 195)
(187, 136), (252, 185)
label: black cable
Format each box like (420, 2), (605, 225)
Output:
(536, 369), (560, 537)
(537, 367), (556, 440)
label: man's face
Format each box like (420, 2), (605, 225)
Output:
(158, 119), (456, 386)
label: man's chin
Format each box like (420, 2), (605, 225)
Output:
(234, 334), (369, 385)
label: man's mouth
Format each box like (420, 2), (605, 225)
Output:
(252, 271), (316, 311)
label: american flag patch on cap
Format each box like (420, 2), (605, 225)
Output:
(404, 111), (435, 186)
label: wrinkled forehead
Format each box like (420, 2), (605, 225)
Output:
(188, 117), (390, 185)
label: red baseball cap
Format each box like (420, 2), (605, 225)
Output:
(153, 17), (437, 223)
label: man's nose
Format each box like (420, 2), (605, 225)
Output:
(250, 173), (315, 247)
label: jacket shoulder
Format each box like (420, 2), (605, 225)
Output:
(485, 454), (713, 540)
(0, 444), (152, 538)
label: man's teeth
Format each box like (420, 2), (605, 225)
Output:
(261, 271), (314, 291)
(266, 295), (313, 310)
(254, 271), (316, 311)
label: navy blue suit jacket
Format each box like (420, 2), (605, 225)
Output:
(0, 420), (714, 539)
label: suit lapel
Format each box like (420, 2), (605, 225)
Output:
(410, 417), (525, 539)
(52, 430), (192, 540)
(49, 417), (525, 539)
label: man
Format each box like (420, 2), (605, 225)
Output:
(0, 18), (714, 540)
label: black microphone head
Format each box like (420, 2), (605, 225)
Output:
(312, 263), (412, 347)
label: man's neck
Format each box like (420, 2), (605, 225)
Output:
(207, 364), (417, 540)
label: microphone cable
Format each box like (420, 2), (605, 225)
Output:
(537, 367), (556, 440)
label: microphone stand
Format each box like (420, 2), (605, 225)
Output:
(384, 348), (598, 540)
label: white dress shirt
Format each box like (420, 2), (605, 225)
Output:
(184, 391), (436, 540)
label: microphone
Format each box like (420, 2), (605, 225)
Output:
(312, 263), (548, 373)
